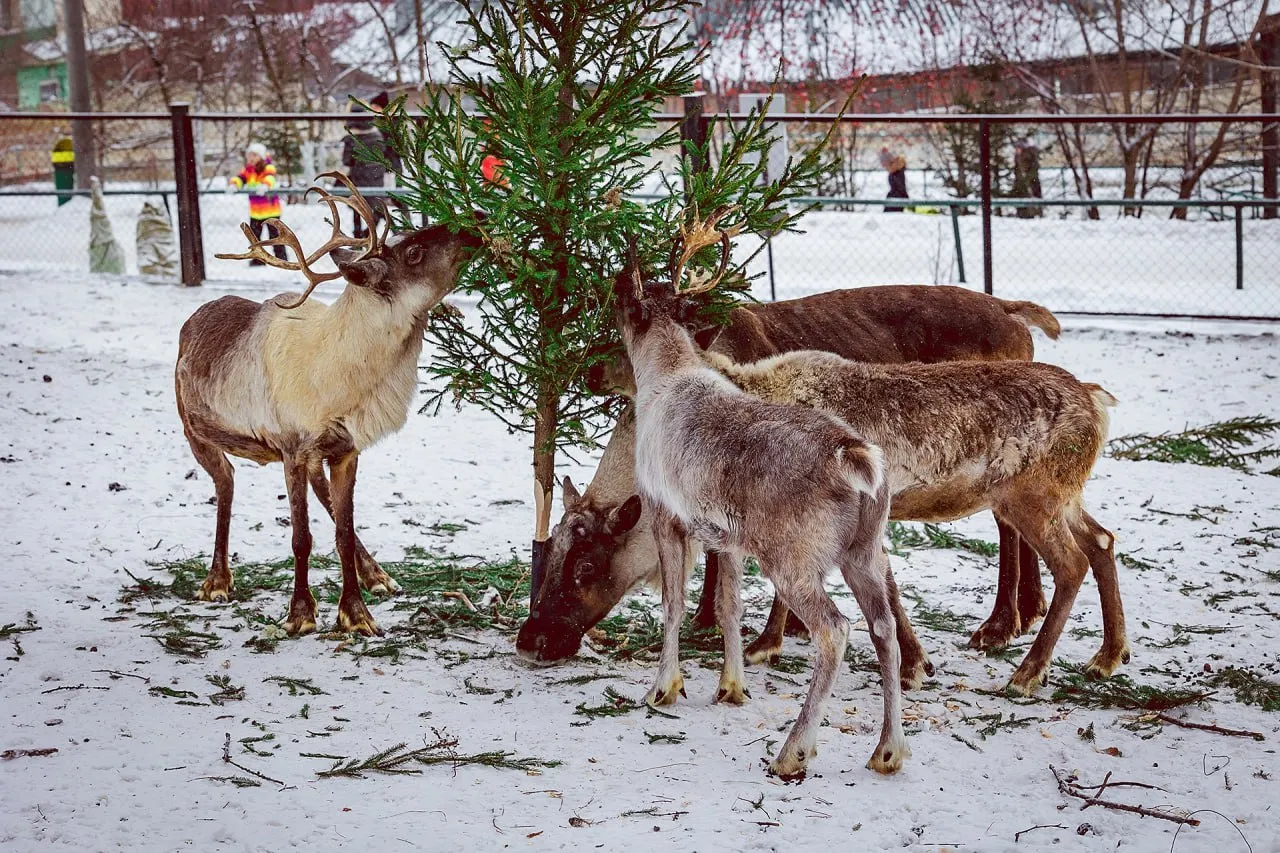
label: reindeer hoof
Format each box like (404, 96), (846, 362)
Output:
(866, 738), (909, 775)
(900, 656), (932, 691)
(1084, 644), (1132, 679)
(645, 675), (685, 707)
(968, 616), (1020, 651)
(714, 679), (749, 705)
(744, 639), (782, 667)
(337, 598), (383, 637)
(1006, 665), (1048, 697)
(284, 616), (317, 637)
(357, 559), (401, 595)
(768, 744), (815, 781)
(197, 577), (233, 603)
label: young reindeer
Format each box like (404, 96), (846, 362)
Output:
(176, 172), (482, 636)
(618, 213), (907, 779)
(517, 285), (1061, 669)
(703, 346), (1126, 696)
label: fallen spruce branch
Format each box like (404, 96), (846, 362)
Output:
(318, 731), (561, 779)
(1050, 765), (1200, 826)
(1107, 416), (1280, 473)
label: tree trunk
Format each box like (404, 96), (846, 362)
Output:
(529, 383), (558, 600)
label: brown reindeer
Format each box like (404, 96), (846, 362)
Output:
(516, 284), (1060, 667)
(176, 172), (482, 636)
(617, 219), (906, 778)
(705, 347), (1125, 696)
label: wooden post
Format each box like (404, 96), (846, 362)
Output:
(1235, 203), (1244, 290)
(979, 117), (993, 295)
(62, 0), (97, 188)
(170, 103), (205, 287)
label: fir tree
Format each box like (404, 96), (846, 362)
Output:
(371, 0), (846, 592)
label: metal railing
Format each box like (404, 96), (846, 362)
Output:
(1, 104), (1277, 319)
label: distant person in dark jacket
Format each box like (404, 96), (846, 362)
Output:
(341, 92), (401, 238)
(1013, 137), (1043, 218)
(880, 146), (908, 213)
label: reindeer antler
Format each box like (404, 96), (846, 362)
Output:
(667, 204), (740, 296)
(215, 171), (384, 309)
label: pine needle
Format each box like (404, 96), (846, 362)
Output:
(1203, 666), (1280, 712)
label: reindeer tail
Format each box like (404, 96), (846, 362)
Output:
(836, 438), (884, 497)
(1004, 300), (1061, 340)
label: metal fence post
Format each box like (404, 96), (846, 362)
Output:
(1261, 19), (1278, 220)
(949, 203), (967, 283)
(1235, 203), (1244, 290)
(170, 103), (205, 287)
(979, 118), (993, 295)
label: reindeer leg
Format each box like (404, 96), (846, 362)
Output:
(644, 508), (688, 707)
(1074, 512), (1130, 678)
(744, 593), (789, 666)
(282, 455), (317, 636)
(841, 546), (908, 775)
(885, 555), (932, 690)
(1016, 536), (1047, 631)
(306, 460), (400, 595)
(969, 516), (1023, 649)
(691, 551), (720, 630)
(189, 436), (236, 603)
(713, 549), (748, 705)
(764, 561), (851, 781)
(999, 505), (1089, 696)
(329, 452), (382, 637)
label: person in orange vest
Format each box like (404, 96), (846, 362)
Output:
(226, 142), (286, 264)
(51, 136), (75, 207)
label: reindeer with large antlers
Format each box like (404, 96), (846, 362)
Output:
(617, 208), (907, 779)
(175, 172), (484, 636)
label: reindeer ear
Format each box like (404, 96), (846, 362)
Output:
(336, 256), (388, 288)
(605, 495), (643, 536)
(561, 475), (582, 511)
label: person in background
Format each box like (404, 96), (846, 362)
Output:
(879, 145), (909, 213)
(227, 142), (286, 264)
(1013, 137), (1044, 219)
(342, 91), (400, 238)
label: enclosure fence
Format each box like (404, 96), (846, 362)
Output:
(1, 103), (1278, 320)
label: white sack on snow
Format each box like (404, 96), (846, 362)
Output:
(135, 200), (178, 280)
(88, 176), (126, 275)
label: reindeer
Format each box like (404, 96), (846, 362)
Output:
(703, 347), (1125, 695)
(618, 213), (907, 779)
(517, 285), (1061, 668)
(175, 172), (482, 637)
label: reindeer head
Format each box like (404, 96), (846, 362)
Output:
(614, 205), (738, 351)
(218, 171), (485, 319)
(516, 475), (645, 664)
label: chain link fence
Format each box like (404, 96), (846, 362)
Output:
(1, 109), (1278, 319)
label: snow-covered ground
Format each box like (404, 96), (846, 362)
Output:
(2, 189), (1278, 318)
(1, 269), (1278, 853)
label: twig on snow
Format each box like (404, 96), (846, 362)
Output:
(40, 684), (109, 694)
(1015, 823), (1066, 842)
(1050, 765), (1200, 826)
(221, 732), (287, 787)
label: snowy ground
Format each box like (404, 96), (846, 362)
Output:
(2, 189), (1278, 318)
(1, 270), (1278, 852)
